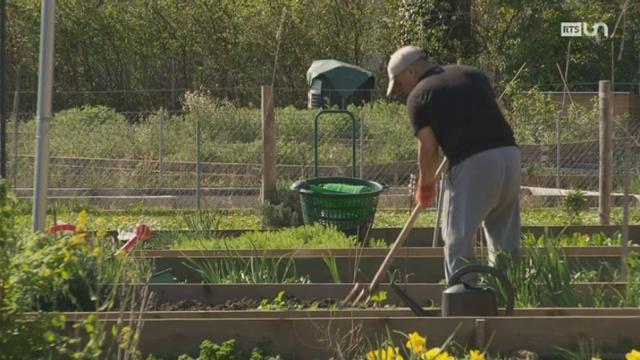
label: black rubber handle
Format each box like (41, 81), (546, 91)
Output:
(447, 264), (515, 316)
(390, 281), (430, 317)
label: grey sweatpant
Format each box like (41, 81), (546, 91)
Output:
(441, 146), (521, 281)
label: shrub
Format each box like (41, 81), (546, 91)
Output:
(563, 189), (589, 224)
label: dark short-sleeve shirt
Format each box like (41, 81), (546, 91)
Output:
(407, 64), (517, 166)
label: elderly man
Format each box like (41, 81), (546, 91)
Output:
(387, 45), (521, 281)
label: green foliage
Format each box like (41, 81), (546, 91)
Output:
(490, 240), (576, 308)
(556, 338), (601, 360)
(521, 232), (621, 247)
(178, 210), (223, 238)
(183, 254), (310, 284)
(323, 256), (342, 284)
(501, 85), (601, 144)
(172, 224), (357, 250)
(562, 189), (589, 224)
(257, 290), (298, 311)
(177, 339), (281, 360)
(369, 290), (388, 308)
(259, 181), (304, 229)
(0, 181), (151, 358)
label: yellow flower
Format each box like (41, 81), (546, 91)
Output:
(119, 325), (132, 349)
(69, 234), (86, 246)
(406, 332), (427, 354)
(75, 210), (89, 233)
(92, 246), (102, 257)
(470, 350), (485, 360)
(367, 346), (404, 360)
(77, 210), (88, 226)
(63, 249), (73, 262)
(592, 357), (602, 360)
(435, 352), (454, 360)
(422, 347), (441, 360)
(627, 349), (640, 360)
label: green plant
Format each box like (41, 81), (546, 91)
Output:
(183, 252), (309, 284)
(490, 237), (578, 308)
(176, 338), (282, 360)
(521, 231), (622, 247)
(323, 256), (342, 284)
(0, 182), (153, 358)
(171, 224), (358, 250)
(179, 210), (223, 238)
(367, 238), (388, 248)
(556, 338), (600, 360)
(258, 181), (304, 229)
(369, 290), (388, 309)
(623, 253), (640, 307)
(562, 189), (589, 224)
(257, 290), (302, 311)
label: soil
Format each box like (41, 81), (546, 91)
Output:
(150, 295), (339, 311)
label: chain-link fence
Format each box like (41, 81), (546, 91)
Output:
(6, 86), (640, 210)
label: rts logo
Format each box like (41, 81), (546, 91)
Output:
(561, 22), (609, 38)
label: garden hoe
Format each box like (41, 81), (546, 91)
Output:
(342, 158), (448, 307)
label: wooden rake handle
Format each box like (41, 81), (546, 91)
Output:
(343, 158), (448, 305)
(366, 158), (448, 293)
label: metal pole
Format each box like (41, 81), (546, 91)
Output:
(159, 109), (164, 180)
(359, 111), (365, 179)
(12, 66), (20, 189)
(598, 80), (613, 225)
(195, 116), (201, 210)
(0, 0), (6, 178)
(33, 0), (55, 232)
(621, 139), (630, 281)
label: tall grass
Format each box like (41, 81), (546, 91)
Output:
(183, 253), (309, 284)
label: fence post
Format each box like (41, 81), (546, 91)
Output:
(12, 66), (20, 189)
(261, 85), (276, 204)
(171, 57), (176, 111)
(598, 80), (613, 225)
(159, 109), (164, 181)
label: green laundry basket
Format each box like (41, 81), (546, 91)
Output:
(291, 177), (385, 243)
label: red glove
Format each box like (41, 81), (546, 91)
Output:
(416, 181), (437, 208)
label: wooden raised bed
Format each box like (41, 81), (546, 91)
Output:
(143, 283), (629, 308)
(139, 247), (635, 283)
(62, 312), (640, 359)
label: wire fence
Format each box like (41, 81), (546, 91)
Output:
(6, 86), (640, 210)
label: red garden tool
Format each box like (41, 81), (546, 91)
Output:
(115, 223), (152, 256)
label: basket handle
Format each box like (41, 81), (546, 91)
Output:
(313, 110), (357, 178)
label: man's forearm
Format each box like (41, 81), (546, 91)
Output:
(418, 141), (439, 185)
(416, 126), (440, 185)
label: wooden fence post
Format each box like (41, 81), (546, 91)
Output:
(599, 80), (613, 225)
(261, 85), (277, 204)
